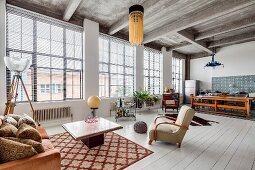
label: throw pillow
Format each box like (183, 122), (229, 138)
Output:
(8, 114), (22, 122)
(17, 113), (37, 128)
(5, 137), (45, 153)
(16, 123), (42, 142)
(0, 123), (18, 137)
(4, 117), (18, 127)
(0, 137), (37, 163)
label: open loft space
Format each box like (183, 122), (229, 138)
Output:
(0, 0), (255, 169)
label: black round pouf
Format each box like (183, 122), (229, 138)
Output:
(134, 121), (147, 134)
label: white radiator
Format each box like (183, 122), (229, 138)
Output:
(34, 107), (72, 122)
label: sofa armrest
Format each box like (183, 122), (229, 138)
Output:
(0, 149), (61, 170)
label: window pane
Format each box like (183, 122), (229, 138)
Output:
(125, 67), (133, 75)
(51, 25), (63, 42)
(66, 71), (81, 99)
(52, 70), (64, 100)
(66, 72), (73, 99)
(37, 55), (50, 68)
(51, 41), (63, 56)
(37, 69), (51, 101)
(99, 73), (109, 97)
(66, 44), (74, 58)
(73, 72), (81, 98)
(75, 45), (82, 59)
(37, 38), (50, 54)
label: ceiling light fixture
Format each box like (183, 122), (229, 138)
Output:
(129, 4), (144, 45)
(204, 53), (224, 69)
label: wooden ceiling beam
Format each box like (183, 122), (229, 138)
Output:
(166, 42), (191, 51)
(208, 31), (255, 48)
(177, 30), (213, 53)
(108, 0), (161, 35)
(172, 50), (187, 60)
(63, 0), (82, 21)
(190, 52), (210, 59)
(143, 0), (255, 44)
(196, 16), (255, 41)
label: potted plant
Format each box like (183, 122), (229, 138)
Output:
(133, 90), (161, 108)
(133, 90), (150, 108)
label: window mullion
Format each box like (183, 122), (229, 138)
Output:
(123, 44), (126, 96)
(108, 38), (111, 97)
(32, 19), (37, 102)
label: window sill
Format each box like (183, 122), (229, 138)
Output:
(16, 99), (85, 105)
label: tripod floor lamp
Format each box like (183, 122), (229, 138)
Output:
(4, 56), (37, 124)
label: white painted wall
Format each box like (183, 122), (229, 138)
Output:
(190, 56), (213, 90)
(84, 19), (99, 98)
(136, 45), (144, 90)
(162, 47), (172, 89)
(190, 41), (255, 90)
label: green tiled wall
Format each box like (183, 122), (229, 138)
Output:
(212, 75), (255, 93)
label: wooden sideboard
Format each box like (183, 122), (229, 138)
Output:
(190, 95), (252, 118)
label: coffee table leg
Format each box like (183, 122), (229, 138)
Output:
(81, 134), (104, 148)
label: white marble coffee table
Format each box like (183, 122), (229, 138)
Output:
(62, 117), (123, 148)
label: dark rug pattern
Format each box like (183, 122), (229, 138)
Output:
(165, 114), (219, 126)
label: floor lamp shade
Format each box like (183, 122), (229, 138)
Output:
(4, 56), (31, 74)
(87, 96), (101, 109)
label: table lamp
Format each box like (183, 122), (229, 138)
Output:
(87, 96), (101, 117)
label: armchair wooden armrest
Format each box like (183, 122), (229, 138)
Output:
(154, 116), (176, 123)
(154, 122), (189, 140)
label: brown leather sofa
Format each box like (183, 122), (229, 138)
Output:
(0, 127), (61, 170)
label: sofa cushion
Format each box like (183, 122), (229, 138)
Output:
(0, 137), (37, 163)
(16, 123), (42, 143)
(0, 123), (18, 137)
(5, 137), (45, 153)
(18, 113), (37, 128)
(8, 114), (22, 122)
(4, 117), (18, 127)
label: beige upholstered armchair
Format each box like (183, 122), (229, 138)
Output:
(148, 105), (195, 147)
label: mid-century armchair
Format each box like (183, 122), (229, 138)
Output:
(148, 105), (195, 147)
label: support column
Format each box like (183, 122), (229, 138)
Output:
(135, 45), (144, 90)
(185, 55), (191, 80)
(162, 47), (172, 90)
(0, 0), (6, 113)
(83, 19), (99, 98)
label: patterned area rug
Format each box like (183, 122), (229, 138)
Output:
(50, 132), (153, 170)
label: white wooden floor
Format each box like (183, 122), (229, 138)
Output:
(46, 109), (255, 170)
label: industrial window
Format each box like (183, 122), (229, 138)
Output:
(172, 57), (184, 94)
(144, 47), (163, 94)
(99, 34), (136, 97)
(6, 6), (83, 102)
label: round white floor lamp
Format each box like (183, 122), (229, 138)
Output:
(3, 56), (37, 124)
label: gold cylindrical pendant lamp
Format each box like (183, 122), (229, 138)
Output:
(129, 4), (144, 45)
